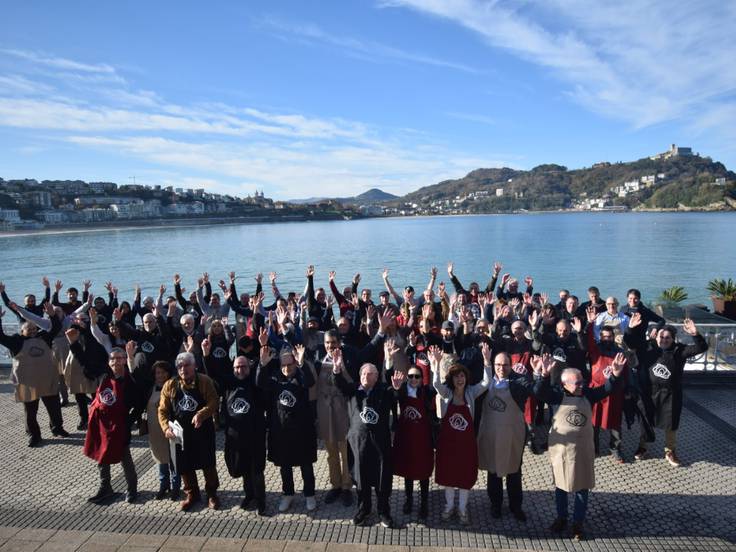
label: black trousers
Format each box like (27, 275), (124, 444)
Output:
(280, 463), (315, 497)
(487, 469), (523, 512)
(99, 447), (137, 490)
(74, 393), (90, 423)
(357, 485), (391, 515)
(404, 478), (429, 503)
(24, 395), (64, 438)
(243, 463), (266, 503)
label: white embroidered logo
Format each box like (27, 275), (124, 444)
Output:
(278, 389), (297, 408)
(403, 406), (422, 421)
(360, 406), (379, 424)
(652, 363), (671, 380)
(603, 365), (614, 378)
(489, 396), (507, 412)
(99, 387), (116, 406)
(177, 393), (198, 412)
(140, 341), (154, 353)
(230, 398), (250, 415)
(565, 409), (587, 427)
(553, 348), (567, 362)
(212, 347), (227, 359)
(512, 362), (527, 375)
(448, 412), (468, 431)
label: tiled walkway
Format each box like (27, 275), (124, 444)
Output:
(0, 376), (734, 552)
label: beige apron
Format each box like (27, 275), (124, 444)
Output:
(51, 335), (69, 375)
(548, 395), (595, 493)
(62, 337), (97, 395)
(477, 384), (526, 477)
(316, 358), (351, 442)
(11, 337), (58, 402)
(147, 388), (169, 464)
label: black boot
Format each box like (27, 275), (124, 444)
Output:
(155, 484), (168, 500)
(125, 485), (138, 504)
(88, 483), (114, 503)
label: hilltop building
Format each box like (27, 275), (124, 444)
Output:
(650, 144), (693, 161)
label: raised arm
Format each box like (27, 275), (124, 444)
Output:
(485, 261), (501, 293)
(447, 262), (466, 294)
(679, 319), (708, 359)
(382, 268), (402, 305)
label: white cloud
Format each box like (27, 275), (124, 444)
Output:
(383, 0), (736, 131)
(0, 48), (117, 74)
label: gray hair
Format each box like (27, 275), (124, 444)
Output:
(175, 352), (195, 367)
(561, 368), (582, 384)
(359, 363), (378, 377)
(180, 314), (194, 326)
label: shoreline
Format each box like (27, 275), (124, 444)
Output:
(1, 208), (733, 238)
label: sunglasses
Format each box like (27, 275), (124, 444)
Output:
(407, 373), (422, 379)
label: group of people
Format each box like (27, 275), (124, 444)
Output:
(0, 262), (708, 541)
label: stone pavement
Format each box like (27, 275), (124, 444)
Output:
(0, 376), (734, 552)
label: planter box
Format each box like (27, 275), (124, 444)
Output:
(711, 298), (736, 320)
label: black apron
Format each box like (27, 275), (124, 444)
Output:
(224, 382), (266, 478)
(171, 376), (216, 472)
(267, 375), (317, 467)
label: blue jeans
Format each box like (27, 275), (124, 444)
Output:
(555, 487), (589, 523)
(158, 463), (181, 491)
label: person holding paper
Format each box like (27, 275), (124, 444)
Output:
(158, 351), (221, 511)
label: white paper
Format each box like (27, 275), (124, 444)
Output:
(168, 420), (184, 473)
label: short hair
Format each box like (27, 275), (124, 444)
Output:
(109, 347), (126, 358)
(559, 289), (569, 295)
(67, 287), (79, 294)
(627, 288), (641, 299)
(588, 286), (600, 294)
(659, 325), (678, 339)
(175, 352), (195, 367)
(180, 314), (194, 325)
(445, 363), (470, 389)
(359, 363), (378, 377)
(152, 360), (173, 376)
(324, 329), (339, 342)
(561, 368), (582, 383)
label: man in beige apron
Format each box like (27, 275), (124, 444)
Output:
(477, 352), (534, 521)
(534, 353), (626, 541)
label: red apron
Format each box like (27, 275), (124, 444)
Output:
(393, 393), (434, 480)
(511, 351), (536, 425)
(83, 376), (128, 464)
(435, 402), (478, 489)
(590, 356), (628, 430)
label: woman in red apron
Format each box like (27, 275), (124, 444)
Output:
(430, 344), (491, 525)
(392, 366), (435, 520)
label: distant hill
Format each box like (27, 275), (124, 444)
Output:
(396, 154), (736, 211)
(288, 188), (398, 205)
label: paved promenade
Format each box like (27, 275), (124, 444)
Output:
(0, 375), (734, 552)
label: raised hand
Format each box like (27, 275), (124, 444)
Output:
(391, 370), (406, 390)
(529, 309), (540, 328)
(218, 280), (227, 292)
(586, 305), (598, 323)
(255, 272), (263, 284)
(306, 265), (315, 278)
(167, 300), (177, 317)
(523, 292), (532, 306)
(408, 330), (417, 347)
(269, 272), (277, 283)
(481, 342), (492, 365)
(427, 345), (443, 367)
(683, 318), (698, 336)
(159, 284), (166, 296)
(447, 261), (454, 276)
(629, 312), (642, 329)
(366, 304), (376, 321)
(202, 272), (210, 283)
(509, 297), (521, 311)
(184, 335), (195, 353)
(530, 355), (542, 375)
(571, 317), (583, 334)
(55, 280), (63, 292)
(331, 347), (343, 373)
(500, 304), (511, 319)
(259, 345), (274, 366)
(41, 276), (50, 288)
(328, 271), (336, 281)
(384, 338), (400, 359)
(104, 281), (113, 292)
(83, 279), (92, 291)
(229, 271), (236, 283)
(611, 352), (627, 376)
(353, 273), (361, 285)
(493, 261), (502, 276)
(0, 281), (4, 294)
(294, 344), (306, 366)
(540, 292), (549, 305)
(125, 340), (136, 359)
(201, 337), (211, 357)
(382, 267), (389, 280)
(378, 311), (395, 334)
(113, 307), (122, 321)
(524, 275), (533, 288)
(65, 327), (79, 343)
(540, 353), (556, 377)
(197, 277), (204, 288)
(88, 307), (98, 325)
(501, 273), (511, 286)
(430, 266), (438, 279)
(258, 327), (269, 348)
(173, 273), (181, 285)
(44, 302), (55, 317)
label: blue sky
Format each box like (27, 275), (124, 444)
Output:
(1, 1), (734, 199)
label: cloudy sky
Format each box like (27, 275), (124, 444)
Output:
(1, 1), (734, 199)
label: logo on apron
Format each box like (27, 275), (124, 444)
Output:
(553, 348), (567, 362)
(565, 409), (587, 427)
(448, 412), (468, 431)
(651, 363), (671, 380)
(230, 398), (250, 415)
(603, 365), (614, 378)
(403, 406), (422, 420)
(140, 341), (155, 354)
(360, 406), (379, 424)
(489, 396), (507, 412)
(97, 314), (107, 324)
(28, 346), (45, 358)
(177, 393), (198, 412)
(512, 362), (527, 375)
(99, 387), (117, 406)
(212, 347), (227, 359)
(278, 389), (297, 408)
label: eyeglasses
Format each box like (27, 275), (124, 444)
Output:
(407, 374), (422, 379)
(570, 380), (584, 387)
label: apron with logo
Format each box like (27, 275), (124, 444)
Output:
(548, 395), (595, 492)
(435, 401), (478, 489)
(477, 384), (526, 477)
(171, 377), (216, 472)
(224, 383), (266, 478)
(393, 392), (434, 480)
(12, 337), (58, 402)
(83, 375), (128, 464)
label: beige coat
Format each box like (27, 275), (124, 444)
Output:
(147, 387), (169, 464)
(316, 357), (352, 443)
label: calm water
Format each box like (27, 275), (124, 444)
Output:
(1, 212), (734, 307)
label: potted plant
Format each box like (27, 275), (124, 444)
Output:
(707, 278), (736, 320)
(654, 286), (688, 318)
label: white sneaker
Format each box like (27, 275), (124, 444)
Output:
(278, 494), (294, 512)
(305, 496), (317, 511)
(441, 505), (454, 521)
